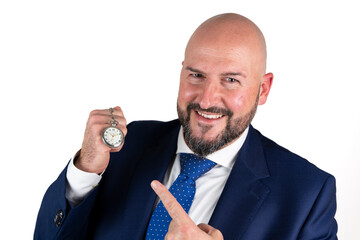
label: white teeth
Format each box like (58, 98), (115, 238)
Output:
(197, 111), (223, 119)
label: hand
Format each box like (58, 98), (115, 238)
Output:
(75, 106), (127, 174)
(151, 180), (224, 240)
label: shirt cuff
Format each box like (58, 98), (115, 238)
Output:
(65, 150), (102, 206)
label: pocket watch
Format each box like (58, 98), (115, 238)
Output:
(101, 108), (124, 148)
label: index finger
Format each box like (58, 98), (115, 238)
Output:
(150, 180), (190, 222)
(112, 106), (124, 116)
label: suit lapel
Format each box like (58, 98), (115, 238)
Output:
(120, 123), (180, 239)
(209, 125), (270, 239)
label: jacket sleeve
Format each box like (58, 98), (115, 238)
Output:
(298, 175), (338, 240)
(34, 164), (99, 240)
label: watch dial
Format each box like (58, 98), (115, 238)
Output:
(102, 127), (123, 148)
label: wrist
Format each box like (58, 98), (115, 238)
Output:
(74, 150), (106, 174)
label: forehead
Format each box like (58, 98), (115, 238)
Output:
(184, 42), (257, 74)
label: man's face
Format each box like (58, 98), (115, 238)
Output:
(177, 36), (271, 156)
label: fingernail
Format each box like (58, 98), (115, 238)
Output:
(151, 181), (157, 190)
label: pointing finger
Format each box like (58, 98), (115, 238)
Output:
(151, 180), (190, 222)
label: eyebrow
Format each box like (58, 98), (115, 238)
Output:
(185, 67), (205, 74)
(185, 66), (245, 77)
(220, 72), (244, 77)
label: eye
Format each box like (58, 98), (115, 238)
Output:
(225, 77), (240, 83)
(223, 77), (241, 89)
(191, 73), (203, 78)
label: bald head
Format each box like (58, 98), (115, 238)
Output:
(177, 13), (273, 156)
(185, 13), (267, 74)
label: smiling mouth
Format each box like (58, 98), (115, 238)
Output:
(196, 110), (224, 119)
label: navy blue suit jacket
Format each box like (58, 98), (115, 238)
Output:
(34, 120), (337, 239)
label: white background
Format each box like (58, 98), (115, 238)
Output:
(1, 0), (359, 239)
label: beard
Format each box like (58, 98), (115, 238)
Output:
(177, 95), (259, 157)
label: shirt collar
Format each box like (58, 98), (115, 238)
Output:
(176, 126), (249, 169)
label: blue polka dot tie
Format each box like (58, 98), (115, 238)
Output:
(145, 153), (216, 240)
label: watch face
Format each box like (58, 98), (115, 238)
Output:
(102, 127), (124, 148)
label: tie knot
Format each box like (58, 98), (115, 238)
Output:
(179, 153), (216, 181)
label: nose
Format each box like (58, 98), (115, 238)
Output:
(197, 79), (221, 109)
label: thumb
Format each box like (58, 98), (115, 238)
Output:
(198, 223), (224, 239)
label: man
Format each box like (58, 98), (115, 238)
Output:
(34, 13), (337, 239)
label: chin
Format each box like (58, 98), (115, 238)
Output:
(190, 123), (224, 141)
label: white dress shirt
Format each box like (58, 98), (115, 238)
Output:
(66, 126), (249, 224)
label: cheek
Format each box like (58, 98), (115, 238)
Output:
(230, 86), (260, 110)
(226, 92), (256, 116)
(229, 94), (246, 110)
(178, 82), (198, 106)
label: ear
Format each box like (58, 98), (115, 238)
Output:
(258, 72), (273, 105)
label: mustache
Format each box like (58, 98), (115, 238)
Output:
(187, 103), (233, 117)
